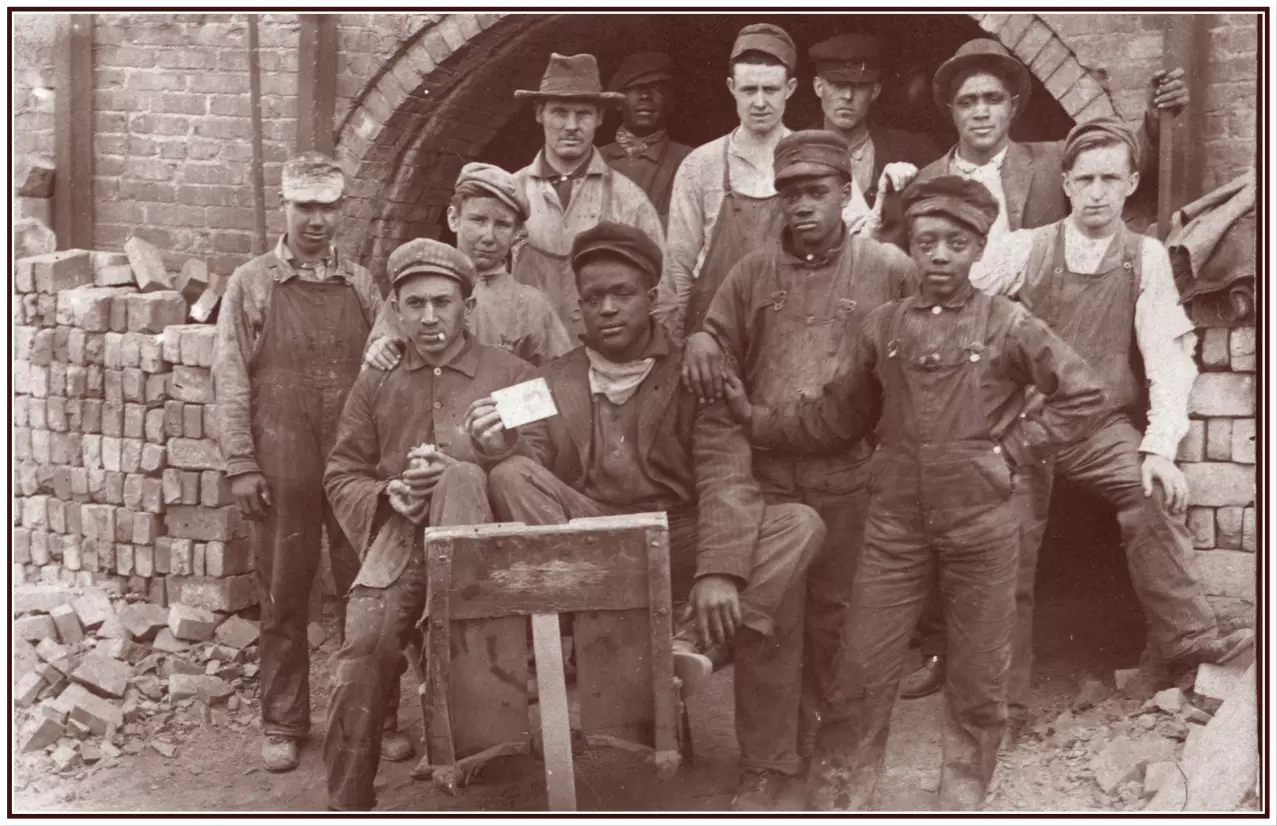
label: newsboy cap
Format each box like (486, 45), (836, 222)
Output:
(387, 238), (477, 297)
(809, 33), (882, 84)
(1063, 117), (1143, 171)
(902, 175), (1001, 238)
(731, 23), (797, 72)
(281, 151), (345, 204)
(454, 162), (529, 222)
(570, 221), (663, 287)
(774, 130), (852, 186)
(609, 52), (675, 93)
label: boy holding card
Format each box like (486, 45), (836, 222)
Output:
(322, 237), (535, 811)
(473, 221), (828, 811)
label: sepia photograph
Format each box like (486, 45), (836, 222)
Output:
(7, 5), (1268, 817)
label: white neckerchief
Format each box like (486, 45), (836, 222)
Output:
(586, 347), (656, 406)
(952, 146), (1010, 241)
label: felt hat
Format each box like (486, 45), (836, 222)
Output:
(515, 53), (625, 104)
(932, 38), (1031, 114)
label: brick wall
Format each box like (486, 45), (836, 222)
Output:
(91, 13), (300, 277)
(334, 14), (442, 128)
(1179, 326), (1258, 629)
(12, 14), (57, 160)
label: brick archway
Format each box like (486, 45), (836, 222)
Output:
(336, 12), (1119, 279)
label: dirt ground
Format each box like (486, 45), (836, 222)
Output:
(10, 495), (1248, 814)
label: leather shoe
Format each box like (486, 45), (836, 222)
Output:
(732, 769), (787, 811)
(261, 735), (300, 772)
(1166, 628), (1255, 674)
(381, 730), (414, 762)
(901, 655), (945, 699)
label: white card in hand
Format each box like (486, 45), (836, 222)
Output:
(491, 378), (558, 429)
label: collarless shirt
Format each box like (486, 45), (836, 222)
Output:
(950, 146), (1010, 242)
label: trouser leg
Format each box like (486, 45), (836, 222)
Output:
(1054, 418), (1218, 660)
(935, 503), (1019, 809)
(812, 503), (931, 810)
(916, 585), (946, 659)
(488, 455), (624, 524)
(1007, 460), (1052, 723)
(324, 550), (428, 811)
(253, 470), (324, 739)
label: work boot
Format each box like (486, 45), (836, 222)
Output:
(900, 655), (945, 699)
(261, 735), (300, 772)
(731, 769), (787, 811)
(381, 730), (414, 762)
(1165, 628), (1256, 675)
(672, 638), (713, 697)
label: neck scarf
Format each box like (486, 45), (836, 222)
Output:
(615, 126), (668, 160)
(586, 347), (656, 406)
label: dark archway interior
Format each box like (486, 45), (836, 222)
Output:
(477, 13), (1075, 175)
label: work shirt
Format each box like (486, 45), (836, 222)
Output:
(749, 284), (1107, 471)
(214, 237), (382, 479)
(324, 335), (534, 584)
(274, 235), (337, 283)
(600, 128), (694, 226)
(950, 146), (1011, 242)
(663, 127), (792, 298)
(970, 218), (1197, 460)
(584, 393), (674, 510)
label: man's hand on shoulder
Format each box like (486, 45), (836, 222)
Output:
(682, 332), (725, 403)
(364, 336), (405, 371)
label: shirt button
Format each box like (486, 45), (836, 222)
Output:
(433, 368), (442, 376)
(805, 253), (814, 262)
(931, 306), (942, 315)
(992, 445), (1003, 455)
(433, 402), (442, 410)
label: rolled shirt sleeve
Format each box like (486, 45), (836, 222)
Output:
(969, 226), (1035, 298)
(1134, 238), (1198, 460)
(656, 149), (711, 337)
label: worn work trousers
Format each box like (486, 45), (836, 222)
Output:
(914, 416), (1219, 717)
(253, 401), (363, 741)
(487, 455), (826, 777)
(815, 455), (1019, 811)
(324, 463), (493, 811)
(755, 455), (870, 757)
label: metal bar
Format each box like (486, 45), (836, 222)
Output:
(1157, 15), (1204, 238)
(52, 13), (94, 249)
(247, 14), (268, 254)
(295, 14), (338, 155)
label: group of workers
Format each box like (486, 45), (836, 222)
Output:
(211, 22), (1256, 812)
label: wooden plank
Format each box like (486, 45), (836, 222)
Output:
(644, 522), (680, 777)
(446, 530), (652, 619)
(295, 14), (338, 155)
(425, 536), (456, 768)
(531, 612), (576, 811)
(449, 616), (531, 758)
(575, 609), (653, 746)
(52, 14), (94, 249)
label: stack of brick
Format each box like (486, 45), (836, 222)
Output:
(1178, 325), (1257, 631)
(12, 249), (256, 615)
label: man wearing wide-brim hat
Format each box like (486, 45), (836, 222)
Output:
(893, 37), (1194, 712)
(510, 52), (667, 343)
(213, 151), (382, 774)
(598, 51), (694, 226)
(322, 237), (536, 811)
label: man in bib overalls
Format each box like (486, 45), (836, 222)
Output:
(967, 118), (1256, 735)
(511, 52), (666, 342)
(213, 152), (382, 773)
(656, 23), (798, 341)
(687, 130), (916, 790)
(727, 176), (1107, 809)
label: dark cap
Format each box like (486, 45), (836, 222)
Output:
(388, 238), (477, 297)
(609, 52), (674, 92)
(731, 23), (797, 72)
(902, 175), (1001, 238)
(1064, 116), (1143, 171)
(570, 221), (663, 287)
(774, 130), (852, 186)
(809, 33), (882, 84)
(933, 38), (1031, 114)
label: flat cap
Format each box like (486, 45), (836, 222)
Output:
(774, 130), (852, 186)
(809, 33), (882, 84)
(570, 221), (663, 286)
(455, 162), (529, 222)
(933, 38), (1031, 114)
(1064, 117), (1143, 171)
(731, 23), (797, 72)
(609, 51), (674, 93)
(281, 151), (345, 204)
(902, 175), (1001, 238)
(387, 237), (477, 297)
